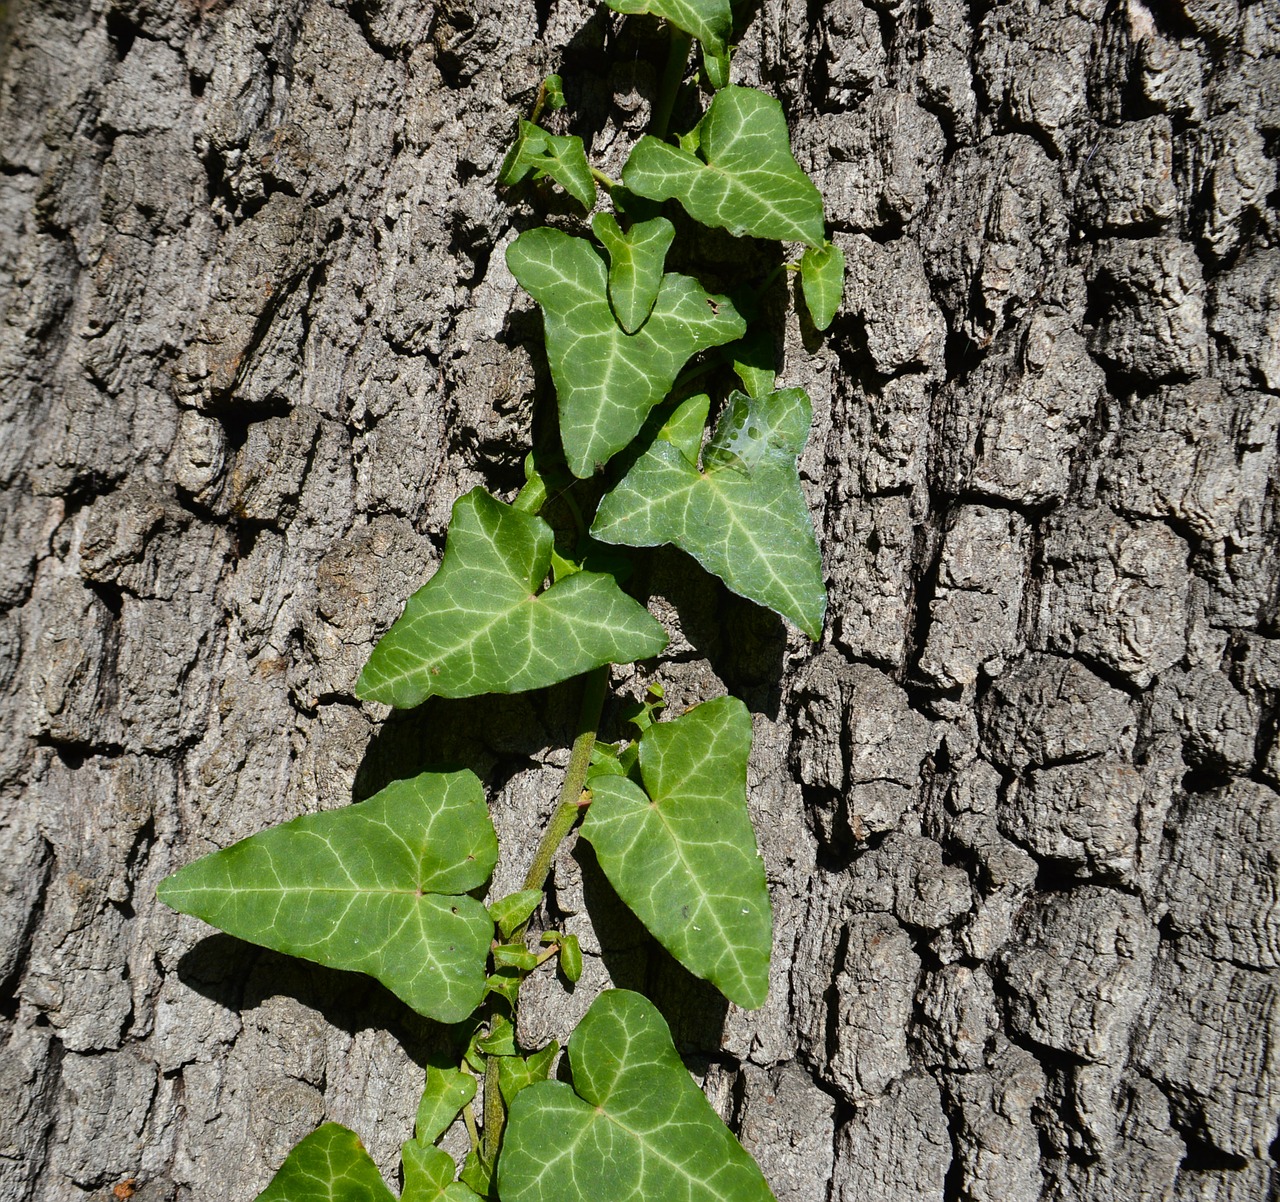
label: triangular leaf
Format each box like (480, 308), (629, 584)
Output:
(499, 121), (595, 212)
(159, 773), (497, 1023)
(488, 890), (543, 939)
(500, 991), (777, 1202)
(623, 87), (824, 245)
(592, 389), (827, 638)
(580, 697), (771, 1008)
(415, 1068), (477, 1146)
(604, 0), (731, 61)
(799, 240), (844, 331)
(256, 1125), (396, 1202)
(356, 489), (668, 707)
(591, 213), (676, 334)
(507, 228), (745, 478)
(403, 1143), (483, 1202)
(497, 1042), (560, 1107)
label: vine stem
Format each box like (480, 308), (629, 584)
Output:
(591, 166), (621, 192)
(481, 665), (609, 1166)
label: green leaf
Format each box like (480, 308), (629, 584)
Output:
(541, 74), (566, 111)
(493, 943), (540, 971)
(488, 890), (543, 939)
(499, 991), (777, 1202)
(499, 121), (595, 212)
(558, 933), (583, 984)
(159, 772), (497, 1023)
(604, 0), (731, 61)
(592, 389), (826, 638)
(497, 1042), (560, 1107)
(623, 87), (824, 245)
(415, 1067), (477, 1145)
(732, 332), (776, 399)
(256, 1124), (396, 1202)
(580, 697), (771, 1008)
(477, 1013), (517, 1057)
(799, 240), (845, 331)
(403, 1144), (481, 1202)
(484, 968), (522, 1006)
(356, 489), (668, 707)
(506, 227), (745, 478)
(591, 213), (676, 334)
(459, 1148), (492, 1197)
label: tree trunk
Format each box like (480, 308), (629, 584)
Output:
(1, 0), (1277, 1198)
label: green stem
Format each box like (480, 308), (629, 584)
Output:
(591, 166), (621, 192)
(652, 28), (692, 142)
(483, 1055), (503, 1165)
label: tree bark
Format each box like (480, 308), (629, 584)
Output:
(1, 0), (1277, 1199)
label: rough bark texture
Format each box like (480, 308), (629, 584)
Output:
(1, 0), (1278, 1199)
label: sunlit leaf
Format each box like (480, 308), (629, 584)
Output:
(497, 1042), (559, 1107)
(799, 241), (844, 331)
(499, 991), (777, 1202)
(592, 389), (826, 638)
(402, 1144), (482, 1202)
(580, 697), (770, 1008)
(415, 1067), (477, 1146)
(256, 1125), (396, 1202)
(558, 933), (583, 984)
(507, 228), (745, 478)
(604, 0), (731, 62)
(356, 489), (668, 707)
(500, 121), (595, 211)
(591, 213), (675, 333)
(623, 87), (824, 245)
(488, 890), (543, 939)
(159, 773), (497, 1023)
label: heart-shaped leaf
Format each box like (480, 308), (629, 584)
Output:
(506, 227), (745, 478)
(591, 213), (675, 333)
(497, 1042), (559, 1107)
(604, 0), (731, 62)
(799, 240), (845, 331)
(415, 1068), (477, 1146)
(500, 121), (595, 212)
(499, 990), (777, 1202)
(159, 772), (498, 1023)
(257, 1124), (396, 1202)
(402, 1143), (483, 1202)
(591, 389), (827, 638)
(623, 87), (825, 245)
(580, 696), (771, 1008)
(356, 489), (668, 708)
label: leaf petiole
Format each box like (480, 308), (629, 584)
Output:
(591, 166), (621, 192)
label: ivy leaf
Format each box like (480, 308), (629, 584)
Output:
(256, 1124), (396, 1202)
(497, 1042), (560, 1107)
(402, 1144), (482, 1202)
(580, 697), (770, 1008)
(623, 87), (824, 245)
(488, 890), (543, 939)
(558, 932), (583, 983)
(499, 121), (595, 212)
(591, 389), (827, 638)
(506, 227), (745, 478)
(604, 0), (732, 64)
(591, 213), (675, 334)
(499, 991), (777, 1202)
(158, 772), (497, 1024)
(799, 240), (845, 331)
(356, 489), (668, 708)
(415, 1067), (477, 1146)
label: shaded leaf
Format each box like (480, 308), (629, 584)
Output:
(477, 1013), (517, 1057)
(403, 1144), (482, 1202)
(159, 772), (497, 1024)
(415, 1068), (477, 1146)
(591, 213), (675, 333)
(592, 389), (826, 637)
(499, 991), (777, 1202)
(256, 1124), (395, 1202)
(799, 241), (844, 331)
(507, 228), (744, 478)
(500, 121), (595, 211)
(580, 697), (771, 1008)
(623, 87), (824, 245)
(604, 0), (731, 61)
(357, 490), (668, 707)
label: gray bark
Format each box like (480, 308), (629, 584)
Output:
(1, 0), (1278, 1199)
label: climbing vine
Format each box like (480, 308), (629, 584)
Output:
(159, 0), (842, 1196)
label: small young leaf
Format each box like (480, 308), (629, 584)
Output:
(500, 991), (777, 1202)
(256, 1124), (396, 1202)
(476, 1013), (517, 1057)
(507, 227), (745, 477)
(732, 331), (776, 399)
(415, 1067), (477, 1145)
(403, 1142), (484, 1202)
(484, 968), (522, 1006)
(580, 697), (771, 1008)
(488, 890), (543, 939)
(799, 240), (845, 331)
(356, 489), (668, 708)
(497, 1041), (560, 1107)
(159, 772), (497, 1023)
(499, 120), (595, 211)
(591, 213), (675, 333)
(541, 74), (566, 110)
(623, 86), (825, 245)
(592, 389), (827, 638)
(604, 0), (731, 64)
(558, 933), (583, 983)
(492, 943), (540, 971)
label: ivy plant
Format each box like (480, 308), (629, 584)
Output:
(160, 4), (842, 1198)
